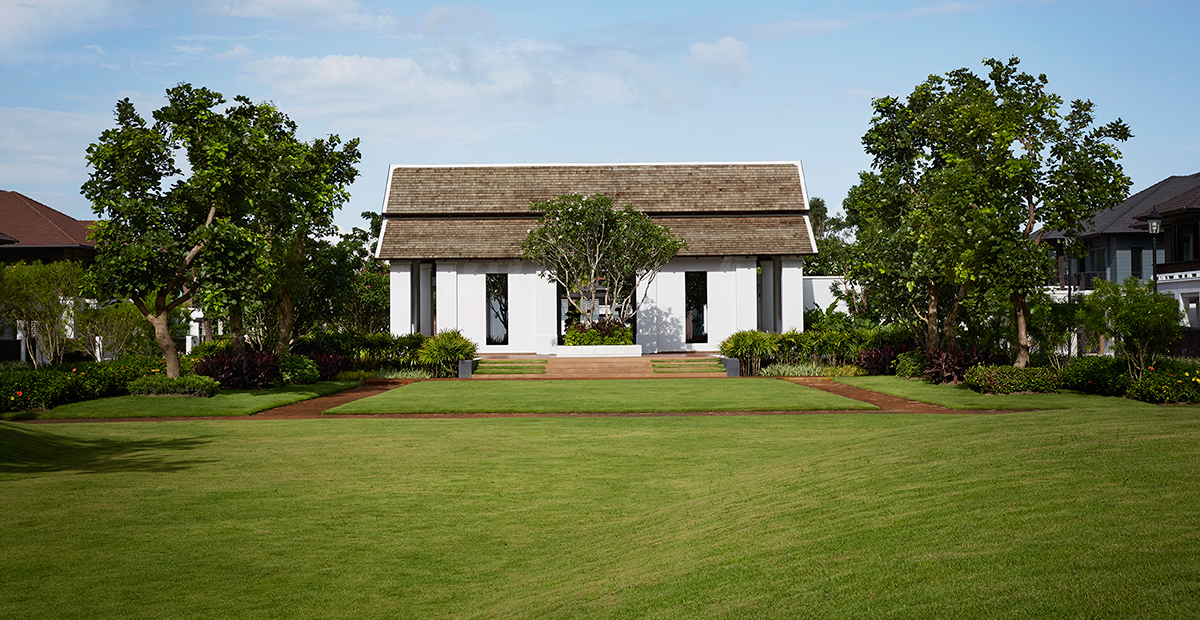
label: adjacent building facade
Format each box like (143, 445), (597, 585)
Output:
(374, 162), (819, 355)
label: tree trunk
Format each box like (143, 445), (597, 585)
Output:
(943, 284), (969, 351)
(1012, 292), (1031, 368)
(202, 319), (215, 343)
(926, 279), (940, 354)
(275, 290), (295, 357)
(146, 308), (181, 378)
(229, 303), (247, 356)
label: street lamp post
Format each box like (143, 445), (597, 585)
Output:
(1147, 207), (1162, 291)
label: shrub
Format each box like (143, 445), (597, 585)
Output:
(375, 367), (433, 379)
(564, 319), (634, 346)
(1126, 367), (1200, 404)
(760, 362), (823, 377)
(858, 344), (912, 376)
(335, 370), (374, 382)
(418, 330), (479, 378)
(0, 368), (75, 413)
(823, 365), (869, 377)
(964, 365), (1061, 394)
(291, 330), (427, 370)
(189, 339), (231, 358)
(1059, 356), (1130, 396)
(280, 354), (320, 385)
(127, 374), (220, 397)
(924, 347), (1006, 384)
(194, 352), (280, 390)
(893, 351), (929, 379)
(304, 353), (346, 381)
(719, 330), (779, 376)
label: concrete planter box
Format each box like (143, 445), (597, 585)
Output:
(458, 358), (479, 378)
(556, 344), (643, 358)
(721, 357), (741, 377)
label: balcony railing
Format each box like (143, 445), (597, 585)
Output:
(1054, 271), (1107, 290)
(1155, 259), (1200, 275)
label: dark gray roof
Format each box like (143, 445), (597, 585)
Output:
(1045, 173), (1200, 239)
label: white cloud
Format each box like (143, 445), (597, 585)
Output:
(422, 3), (498, 37)
(0, 0), (116, 51)
(208, 0), (397, 30)
(241, 40), (666, 141)
(688, 36), (752, 78)
(0, 107), (110, 217)
(216, 45), (254, 61)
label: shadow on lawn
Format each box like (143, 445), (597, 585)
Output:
(0, 423), (216, 475)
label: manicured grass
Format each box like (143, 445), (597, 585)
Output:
(38, 381), (360, 419)
(3, 405), (1199, 619)
(326, 378), (876, 414)
(835, 375), (1152, 411)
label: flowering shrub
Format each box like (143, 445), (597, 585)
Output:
(1125, 368), (1200, 404)
(1, 356), (203, 415)
(304, 353), (346, 381)
(964, 365), (1061, 394)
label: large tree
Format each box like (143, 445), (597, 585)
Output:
(521, 194), (686, 329)
(83, 84), (359, 376)
(847, 57), (1132, 365)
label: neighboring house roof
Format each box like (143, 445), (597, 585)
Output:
(0, 190), (94, 248)
(377, 162), (815, 260)
(1044, 173), (1200, 240)
(1147, 181), (1200, 216)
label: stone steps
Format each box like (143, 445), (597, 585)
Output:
(473, 354), (726, 379)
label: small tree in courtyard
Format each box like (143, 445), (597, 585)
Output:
(521, 194), (686, 330)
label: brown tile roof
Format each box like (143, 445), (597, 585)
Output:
(0, 190), (94, 248)
(383, 163), (808, 216)
(377, 162), (815, 260)
(379, 215), (815, 260)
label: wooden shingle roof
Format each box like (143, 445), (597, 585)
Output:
(377, 162), (815, 260)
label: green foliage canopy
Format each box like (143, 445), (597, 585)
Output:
(521, 194), (686, 329)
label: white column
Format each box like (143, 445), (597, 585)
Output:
(390, 260), (414, 336)
(418, 263), (433, 336)
(436, 262), (458, 332)
(780, 257), (805, 332)
(734, 258), (758, 332)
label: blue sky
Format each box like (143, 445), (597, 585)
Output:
(3, 0), (1198, 233)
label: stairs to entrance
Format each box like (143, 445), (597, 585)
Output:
(474, 354), (727, 379)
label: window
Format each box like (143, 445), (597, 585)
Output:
(1131, 247), (1143, 279)
(486, 273), (508, 345)
(684, 271), (707, 344)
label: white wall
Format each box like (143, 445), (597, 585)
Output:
(389, 261), (413, 336)
(803, 276), (848, 314)
(434, 260), (558, 354)
(638, 257), (756, 353)
(780, 258), (805, 332)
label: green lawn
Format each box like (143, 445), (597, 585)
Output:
(3, 404), (1199, 619)
(326, 378), (876, 414)
(38, 381), (360, 419)
(836, 375), (1153, 410)
(475, 360), (548, 375)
